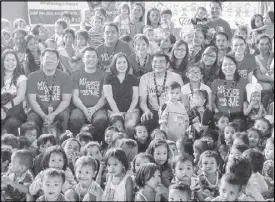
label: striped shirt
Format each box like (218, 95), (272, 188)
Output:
(88, 27), (104, 49)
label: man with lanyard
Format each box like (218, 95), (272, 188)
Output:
(69, 47), (108, 142)
(27, 48), (73, 132)
(139, 52), (184, 133)
(96, 22), (134, 72)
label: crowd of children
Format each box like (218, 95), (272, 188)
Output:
(1, 1), (274, 201)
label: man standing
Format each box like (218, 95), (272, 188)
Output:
(96, 22), (134, 72)
(69, 47), (108, 142)
(27, 48), (72, 132)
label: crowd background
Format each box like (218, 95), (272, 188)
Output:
(1, 1), (274, 201)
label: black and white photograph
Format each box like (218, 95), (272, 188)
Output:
(1, 1), (274, 201)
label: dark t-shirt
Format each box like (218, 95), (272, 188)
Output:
(235, 54), (257, 82)
(96, 40), (134, 72)
(211, 78), (248, 115)
(72, 69), (106, 108)
(128, 53), (153, 79)
(207, 18), (233, 40)
(27, 69), (73, 113)
(103, 73), (139, 112)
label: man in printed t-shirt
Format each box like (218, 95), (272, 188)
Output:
(69, 47), (108, 142)
(27, 48), (73, 131)
(96, 22), (134, 72)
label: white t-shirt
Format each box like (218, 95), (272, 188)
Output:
(139, 71), (183, 111)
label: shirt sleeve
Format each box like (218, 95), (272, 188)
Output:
(130, 75), (139, 86)
(16, 75), (27, 86)
(103, 73), (113, 86)
(62, 73), (73, 94)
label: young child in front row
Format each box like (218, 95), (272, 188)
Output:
(33, 134), (57, 176)
(37, 168), (69, 201)
(65, 156), (103, 201)
(103, 148), (134, 201)
(169, 183), (192, 201)
(198, 150), (221, 200)
(159, 81), (188, 142)
(172, 154), (204, 201)
(1, 150), (34, 201)
(101, 126), (119, 155)
(119, 138), (138, 165)
(135, 162), (166, 201)
(262, 137), (274, 190)
(29, 146), (76, 198)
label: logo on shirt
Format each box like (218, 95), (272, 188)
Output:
(79, 78), (100, 97)
(37, 82), (61, 102)
(217, 86), (240, 107)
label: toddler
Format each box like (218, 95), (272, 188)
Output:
(37, 168), (69, 201)
(212, 173), (245, 201)
(134, 124), (150, 153)
(29, 146), (76, 197)
(103, 148), (134, 201)
(244, 83), (266, 123)
(62, 138), (81, 173)
(65, 156), (103, 201)
(34, 134), (57, 176)
(198, 150), (221, 200)
(113, 3), (131, 36)
(242, 149), (268, 194)
(159, 81), (188, 142)
(172, 154), (203, 201)
(135, 162), (167, 201)
(88, 15), (104, 49)
(146, 138), (173, 188)
(224, 122), (240, 148)
(143, 27), (161, 55)
(160, 9), (175, 35)
(119, 138), (138, 163)
(1, 150), (34, 201)
(191, 7), (208, 28)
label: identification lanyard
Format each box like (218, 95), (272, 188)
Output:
(43, 70), (57, 112)
(154, 71), (167, 107)
(223, 80), (236, 116)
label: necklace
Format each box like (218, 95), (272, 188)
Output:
(223, 79), (236, 116)
(203, 171), (219, 187)
(136, 54), (148, 67)
(42, 70), (57, 105)
(154, 71), (168, 107)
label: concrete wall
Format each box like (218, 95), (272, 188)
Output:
(1, 1), (29, 25)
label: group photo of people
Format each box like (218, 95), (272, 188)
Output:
(1, 1), (274, 201)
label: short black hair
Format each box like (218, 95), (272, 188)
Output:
(169, 81), (181, 91)
(81, 46), (98, 58)
(104, 148), (129, 171)
(132, 153), (155, 173)
(135, 163), (160, 187)
(161, 9), (172, 16)
(2, 133), (19, 149)
(41, 48), (60, 59)
(152, 51), (170, 64)
(55, 19), (68, 29)
(169, 183), (192, 197)
(172, 154), (194, 169)
(63, 28), (75, 39)
(76, 132), (93, 144)
(43, 168), (66, 184)
(37, 134), (57, 148)
(103, 22), (119, 34)
(242, 149), (265, 173)
(215, 31), (229, 41)
(42, 145), (67, 170)
(20, 121), (38, 137)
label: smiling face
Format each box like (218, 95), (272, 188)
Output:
(217, 116), (229, 132)
(202, 49), (217, 66)
(201, 156), (218, 174)
(63, 31), (74, 46)
(193, 30), (205, 46)
(221, 57), (237, 78)
(75, 164), (96, 186)
(254, 120), (269, 135)
(64, 140), (80, 161)
(115, 56), (128, 74)
(76, 34), (87, 47)
(250, 91), (261, 103)
(232, 38), (246, 55)
(13, 32), (25, 48)
(173, 43), (187, 60)
(48, 152), (65, 170)
(42, 51), (59, 72)
(228, 147), (242, 162)
(153, 144), (168, 166)
(257, 37), (271, 55)
(254, 16), (264, 28)
(161, 14), (171, 24)
(107, 156), (124, 176)
(42, 175), (64, 201)
(152, 56), (168, 73)
(27, 37), (39, 52)
(105, 130), (116, 145)
(210, 2), (221, 19)
(174, 160), (194, 183)
(224, 126), (235, 147)
(187, 66), (203, 83)
(83, 50), (98, 70)
(135, 38), (148, 55)
(4, 53), (17, 73)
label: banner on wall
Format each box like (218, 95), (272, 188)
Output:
(28, 2), (89, 26)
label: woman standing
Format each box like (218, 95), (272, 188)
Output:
(212, 55), (248, 120)
(129, 2), (145, 38)
(13, 29), (28, 74)
(169, 39), (189, 83)
(128, 34), (153, 79)
(103, 52), (140, 137)
(196, 46), (220, 87)
(1, 49), (27, 135)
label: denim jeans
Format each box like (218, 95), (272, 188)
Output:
(27, 110), (70, 134)
(69, 108), (108, 142)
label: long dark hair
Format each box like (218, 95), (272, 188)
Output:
(132, 2), (145, 22)
(220, 54), (240, 82)
(250, 14), (264, 34)
(25, 34), (41, 72)
(146, 8), (161, 27)
(1, 49), (24, 88)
